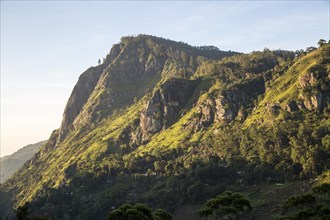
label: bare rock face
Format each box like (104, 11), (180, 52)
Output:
(129, 126), (143, 148)
(198, 99), (216, 127)
(140, 79), (200, 142)
(299, 72), (317, 87)
(188, 98), (216, 132)
(311, 92), (323, 111)
(140, 91), (163, 137)
(57, 44), (122, 143)
(193, 78), (265, 130)
(57, 66), (105, 143)
(215, 97), (236, 123)
(297, 64), (329, 112)
(302, 92), (323, 111)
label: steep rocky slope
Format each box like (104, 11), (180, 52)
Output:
(57, 35), (236, 143)
(1, 35), (329, 220)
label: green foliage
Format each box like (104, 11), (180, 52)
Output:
(198, 191), (252, 220)
(153, 209), (173, 220)
(281, 183), (330, 219)
(313, 183), (330, 194)
(245, 46), (329, 126)
(284, 194), (316, 209)
(108, 203), (172, 220)
(15, 203), (50, 220)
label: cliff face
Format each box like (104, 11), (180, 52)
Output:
(140, 78), (200, 142)
(298, 70), (330, 111)
(191, 78), (265, 131)
(58, 66), (104, 142)
(58, 44), (122, 142)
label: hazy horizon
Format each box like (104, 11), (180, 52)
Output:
(1, 0), (329, 157)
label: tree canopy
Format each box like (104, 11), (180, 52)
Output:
(198, 191), (252, 220)
(108, 203), (173, 220)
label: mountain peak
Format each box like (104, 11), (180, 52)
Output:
(2, 38), (329, 220)
(57, 36), (237, 143)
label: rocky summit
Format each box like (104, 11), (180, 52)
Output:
(1, 35), (329, 220)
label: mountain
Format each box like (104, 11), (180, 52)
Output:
(0, 141), (46, 184)
(1, 35), (329, 220)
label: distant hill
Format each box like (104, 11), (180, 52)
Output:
(0, 141), (46, 183)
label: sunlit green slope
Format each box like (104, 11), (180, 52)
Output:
(1, 37), (329, 220)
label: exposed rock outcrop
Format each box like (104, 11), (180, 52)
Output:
(297, 64), (330, 112)
(299, 72), (317, 87)
(193, 78), (265, 130)
(300, 92), (324, 111)
(140, 78), (200, 142)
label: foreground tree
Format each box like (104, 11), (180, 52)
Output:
(108, 203), (172, 220)
(198, 191), (252, 220)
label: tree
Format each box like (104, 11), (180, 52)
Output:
(108, 203), (173, 220)
(318, 39), (326, 47)
(98, 59), (101, 65)
(153, 209), (173, 220)
(198, 191), (252, 220)
(281, 185), (330, 220)
(32, 217), (50, 220)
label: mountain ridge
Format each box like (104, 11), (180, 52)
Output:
(1, 35), (329, 220)
(57, 35), (237, 144)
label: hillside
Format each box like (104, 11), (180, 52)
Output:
(0, 141), (46, 184)
(0, 35), (329, 220)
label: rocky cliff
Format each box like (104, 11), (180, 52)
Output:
(140, 78), (200, 142)
(57, 35), (237, 144)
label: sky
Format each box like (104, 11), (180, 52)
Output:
(1, 0), (329, 157)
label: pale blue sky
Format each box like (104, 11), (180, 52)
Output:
(1, 0), (329, 156)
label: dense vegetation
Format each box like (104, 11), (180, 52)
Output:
(198, 191), (252, 219)
(280, 183), (330, 219)
(108, 203), (172, 220)
(0, 35), (329, 220)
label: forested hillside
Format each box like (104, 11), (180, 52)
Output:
(1, 35), (329, 220)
